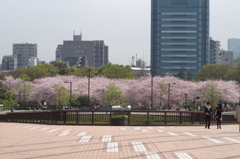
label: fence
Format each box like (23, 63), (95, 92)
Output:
(0, 110), (237, 126)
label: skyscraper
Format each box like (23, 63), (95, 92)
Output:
(228, 38), (240, 59)
(151, 0), (209, 76)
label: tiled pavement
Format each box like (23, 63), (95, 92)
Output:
(0, 123), (240, 159)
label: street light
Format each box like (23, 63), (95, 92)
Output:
(185, 93), (188, 110)
(88, 69), (92, 107)
(150, 70), (154, 109)
(238, 97), (240, 107)
(167, 83), (176, 110)
(23, 82), (26, 107)
(65, 81), (72, 110)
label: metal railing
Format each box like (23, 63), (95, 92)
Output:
(0, 110), (237, 125)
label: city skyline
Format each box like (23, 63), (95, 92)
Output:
(0, 0), (239, 66)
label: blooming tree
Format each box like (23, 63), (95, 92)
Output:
(1, 75), (239, 109)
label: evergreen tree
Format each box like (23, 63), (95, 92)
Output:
(177, 68), (187, 80)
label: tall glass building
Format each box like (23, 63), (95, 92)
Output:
(151, 0), (209, 76)
(228, 38), (240, 59)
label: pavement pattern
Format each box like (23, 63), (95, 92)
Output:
(0, 123), (240, 159)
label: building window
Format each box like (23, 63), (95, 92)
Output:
(161, 31), (197, 33)
(161, 12), (197, 15)
(161, 55), (197, 57)
(161, 19), (197, 21)
(161, 61), (197, 63)
(172, 0), (187, 6)
(161, 25), (197, 27)
(161, 43), (197, 45)
(161, 49), (197, 51)
(161, 37), (197, 39)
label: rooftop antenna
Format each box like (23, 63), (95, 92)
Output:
(73, 30), (75, 35)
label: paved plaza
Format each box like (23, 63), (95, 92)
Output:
(0, 123), (240, 159)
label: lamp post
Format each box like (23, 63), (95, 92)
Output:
(185, 93), (188, 110)
(58, 89), (61, 110)
(238, 97), (240, 107)
(195, 96), (200, 110)
(167, 83), (176, 110)
(150, 70), (154, 109)
(88, 69), (92, 107)
(65, 81), (72, 110)
(23, 82), (26, 107)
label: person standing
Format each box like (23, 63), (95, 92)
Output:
(214, 104), (224, 129)
(204, 102), (213, 129)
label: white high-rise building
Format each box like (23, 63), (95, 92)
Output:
(13, 43), (37, 68)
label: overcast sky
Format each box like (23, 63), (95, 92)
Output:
(0, 0), (239, 66)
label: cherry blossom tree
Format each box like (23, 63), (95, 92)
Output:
(1, 76), (34, 106)
(1, 75), (239, 109)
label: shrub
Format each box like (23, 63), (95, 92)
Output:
(117, 115), (128, 118)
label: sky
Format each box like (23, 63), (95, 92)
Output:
(0, 0), (240, 66)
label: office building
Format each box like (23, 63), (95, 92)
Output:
(1, 55), (17, 71)
(56, 34), (109, 67)
(13, 43), (37, 68)
(228, 38), (240, 59)
(219, 49), (233, 66)
(210, 37), (220, 64)
(56, 45), (63, 62)
(151, 0), (210, 76)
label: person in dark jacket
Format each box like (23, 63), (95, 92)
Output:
(204, 102), (213, 129)
(214, 104), (224, 129)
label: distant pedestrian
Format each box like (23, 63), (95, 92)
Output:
(159, 105), (162, 110)
(214, 104), (224, 129)
(204, 102), (213, 129)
